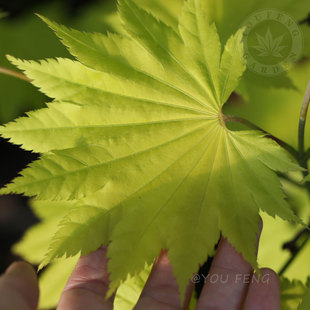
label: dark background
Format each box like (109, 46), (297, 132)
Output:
(0, 0), (99, 18)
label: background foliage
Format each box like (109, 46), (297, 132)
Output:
(1, 0), (310, 309)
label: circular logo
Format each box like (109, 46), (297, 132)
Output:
(242, 8), (303, 76)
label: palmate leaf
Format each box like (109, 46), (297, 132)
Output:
(0, 0), (302, 300)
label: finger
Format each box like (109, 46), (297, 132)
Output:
(243, 268), (280, 310)
(134, 251), (193, 310)
(0, 262), (39, 310)
(58, 247), (114, 310)
(196, 223), (262, 310)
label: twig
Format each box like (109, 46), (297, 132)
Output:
(278, 80), (310, 276)
(279, 235), (310, 276)
(282, 228), (309, 254)
(301, 81), (310, 165)
(299, 13), (310, 25)
(305, 147), (310, 161)
(0, 66), (31, 82)
(298, 80), (310, 166)
(298, 80), (310, 197)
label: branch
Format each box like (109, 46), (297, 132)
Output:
(298, 80), (310, 166)
(298, 80), (310, 198)
(305, 147), (310, 160)
(282, 228), (309, 254)
(223, 115), (299, 159)
(279, 233), (310, 276)
(0, 66), (31, 82)
(278, 80), (310, 276)
(299, 13), (310, 25)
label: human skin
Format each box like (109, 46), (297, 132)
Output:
(0, 233), (280, 310)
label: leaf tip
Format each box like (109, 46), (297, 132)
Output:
(6, 55), (23, 67)
(36, 14), (53, 27)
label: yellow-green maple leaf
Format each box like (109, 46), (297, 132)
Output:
(0, 0), (302, 300)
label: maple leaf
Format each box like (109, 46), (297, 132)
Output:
(253, 28), (286, 58)
(0, 0), (302, 300)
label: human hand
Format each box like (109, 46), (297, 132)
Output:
(0, 236), (280, 309)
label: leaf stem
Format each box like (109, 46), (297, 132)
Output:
(0, 66), (31, 82)
(223, 115), (299, 159)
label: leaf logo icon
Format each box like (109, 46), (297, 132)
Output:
(253, 28), (286, 58)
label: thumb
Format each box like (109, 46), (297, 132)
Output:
(0, 262), (39, 310)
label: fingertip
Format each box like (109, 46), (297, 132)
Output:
(58, 247), (114, 310)
(0, 261), (39, 310)
(135, 251), (181, 310)
(212, 238), (251, 273)
(259, 268), (279, 285)
(250, 267), (280, 291)
(243, 268), (280, 310)
(5, 261), (36, 278)
(78, 246), (108, 272)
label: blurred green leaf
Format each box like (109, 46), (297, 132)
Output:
(13, 200), (76, 263)
(39, 256), (78, 310)
(259, 172), (310, 283)
(281, 277), (306, 310)
(298, 278), (310, 309)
